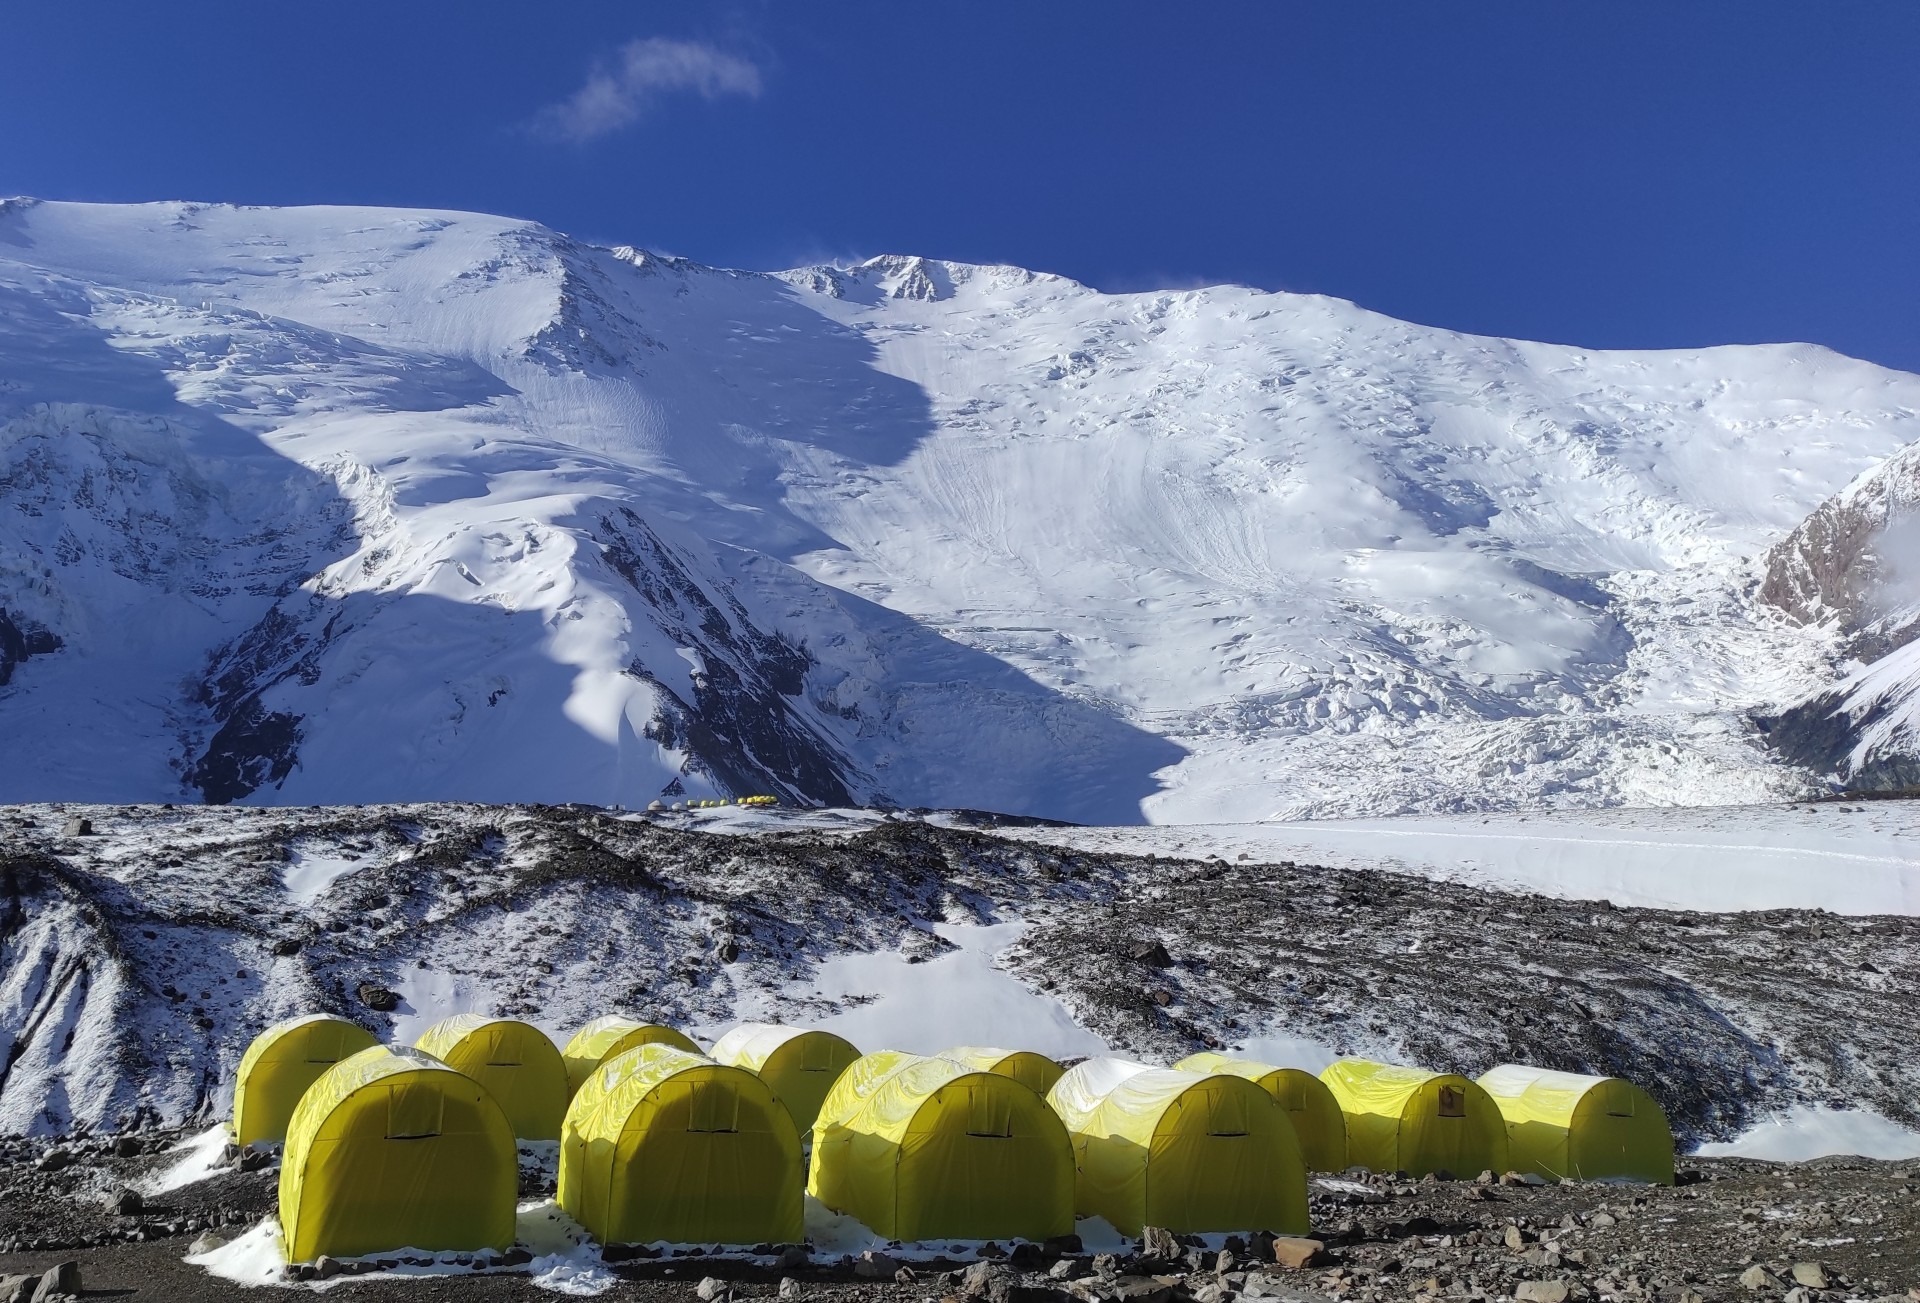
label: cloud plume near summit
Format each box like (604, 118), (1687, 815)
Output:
(533, 37), (762, 142)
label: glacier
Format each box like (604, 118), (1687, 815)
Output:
(3, 197), (1919, 821)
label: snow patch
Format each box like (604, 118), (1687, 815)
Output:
(710, 921), (1108, 1059)
(140, 1124), (232, 1196)
(1692, 1107), (1920, 1162)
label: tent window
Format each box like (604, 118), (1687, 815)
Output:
(385, 1081), (445, 1140)
(1605, 1094), (1636, 1119)
(1275, 1077), (1306, 1111)
(1207, 1088), (1250, 1137)
(963, 1087), (1014, 1139)
(1437, 1085), (1465, 1118)
(687, 1081), (741, 1134)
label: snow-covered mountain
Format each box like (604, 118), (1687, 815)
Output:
(5, 197), (1920, 821)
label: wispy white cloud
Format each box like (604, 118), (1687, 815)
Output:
(532, 37), (762, 143)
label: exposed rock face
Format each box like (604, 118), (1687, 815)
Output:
(1760, 442), (1920, 662)
(0, 610), (60, 688)
(1757, 443), (1920, 791)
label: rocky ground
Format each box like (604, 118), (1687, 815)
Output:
(0, 803), (1914, 1140)
(0, 1131), (1915, 1301)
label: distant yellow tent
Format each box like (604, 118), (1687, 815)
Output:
(941, 1046), (1067, 1097)
(1476, 1065), (1674, 1184)
(561, 1017), (702, 1096)
(708, 1024), (861, 1134)
(1320, 1059), (1509, 1177)
(810, 1051), (1074, 1242)
(1174, 1052), (1349, 1173)
(415, 1015), (569, 1141)
(1046, 1058), (1307, 1237)
(279, 1045), (516, 1263)
(231, 1015), (378, 1146)
(559, 1043), (803, 1246)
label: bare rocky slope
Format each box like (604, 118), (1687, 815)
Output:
(0, 803), (1910, 1143)
(1759, 443), (1920, 792)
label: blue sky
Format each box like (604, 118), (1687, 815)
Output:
(3, 2), (1916, 370)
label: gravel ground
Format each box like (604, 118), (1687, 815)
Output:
(0, 1136), (1914, 1302)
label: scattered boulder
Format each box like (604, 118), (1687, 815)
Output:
(356, 982), (399, 1012)
(1791, 1263), (1829, 1289)
(62, 817), (92, 837)
(1271, 1237), (1329, 1270)
(1503, 1224), (1533, 1252)
(1739, 1265), (1781, 1291)
(777, 1278), (803, 1301)
(776, 1245), (810, 1270)
(103, 1187), (142, 1216)
(1128, 940), (1173, 967)
(854, 1251), (899, 1279)
(962, 1260), (1012, 1300)
(0, 1278), (29, 1303)
(1514, 1281), (1569, 1303)
(313, 1256), (343, 1281)
(696, 1276), (728, 1301)
(1140, 1225), (1182, 1264)
(189, 1230), (231, 1256)
(30, 1263), (80, 1302)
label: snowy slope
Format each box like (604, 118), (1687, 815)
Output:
(4, 198), (1920, 819)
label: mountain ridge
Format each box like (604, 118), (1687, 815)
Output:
(3, 198), (1919, 819)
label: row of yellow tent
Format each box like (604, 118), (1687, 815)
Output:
(230, 1015), (1673, 1264)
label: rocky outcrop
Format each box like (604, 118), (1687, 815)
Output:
(0, 610), (59, 688)
(1758, 442), (1920, 790)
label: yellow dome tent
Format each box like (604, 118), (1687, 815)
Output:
(279, 1045), (516, 1263)
(1476, 1065), (1674, 1184)
(810, 1051), (1074, 1242)
(561, 1017), (702, 1096)
(559, 1043), (803, 1246)
(231, 1015), (378, 1146)
(941, 1046), (1067, 1097)
(1319, 1059), (1509, 1177)
(708, 1024), (860, 1135)
(1046, 1058), (1308, 1237)
(1174, 1052), (1350, 1173)
(415, 1015), (569, 1141)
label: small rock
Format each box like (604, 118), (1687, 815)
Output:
(103, 1188), (142, 1216)
(313, 1256), (343, 1281)
(357, 982), (399, 1012)
(1049, 1260), (1083, 1281)
(32, 1263), (81, 1301)
(1503, 1225), (1532, 1252)
(777, 1278), (804, 1302)
(776, 1245), (810, 1270)
(112, 1135), (144, 1158)
(1046, 1233), (1085, 1256)
(63, 817), (93, 837)
(1128, 940), (1173, 967)
(855, 1251), (900, 1280)
(271, 938), (302, 957)
(34, 1148), (73, 1173)
(894, 1267), (917, 1284)
(1139, 1225), (1182, 1263)
(1092, 1253), (1121, 1279)
(1739, 1265), (1780, 1291)
(0, 1277), (29, 1303)
(1214, 1249), (1236, 1274)
(189, 1230), (231, 1256)
(1514, 1282), (1569, 1303)
(1272, 1238), (1330, 1270)
(1791, 1264), (1828, 1290)
(696, 1276), (728, 1301)
(1010, 1242), (1047, 1271)
(1588, 1211), (1618, 1228)
(962, 1260), (1011, 1299)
